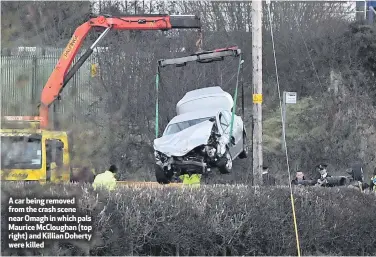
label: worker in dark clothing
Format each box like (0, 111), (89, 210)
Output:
(315, 163), (331, 187)
(291, 171), (306, 185)
(370, 168), (376, 193)
(262, 166), (276, 186)
(80, 166), (95, 183)
(71, 166), (95, 183)
(348, 163), (369, 191)
(349, 163), (365, 182)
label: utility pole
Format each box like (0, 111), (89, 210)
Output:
(252, 0), (263, 186)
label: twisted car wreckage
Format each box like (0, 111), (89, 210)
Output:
(153, 87), (248, 184)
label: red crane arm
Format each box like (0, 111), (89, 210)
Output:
(39, 14), (201, 129)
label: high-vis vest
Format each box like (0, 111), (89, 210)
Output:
(179, 174), (201, 187)
(372, 175), (376, 192)
(92, 171), (116, 191)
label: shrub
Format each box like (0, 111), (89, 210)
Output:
(1, 183), (375, 256)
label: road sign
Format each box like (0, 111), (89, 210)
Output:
(253, 94), (263, 104)
(281, 91), (297, 151)
(284, 92), (297, 104)
(91, 64), (98, 77)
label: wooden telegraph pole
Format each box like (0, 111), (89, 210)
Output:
(252, 0), (263, 186)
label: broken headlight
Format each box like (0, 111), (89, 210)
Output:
(154, 151), (167, 162)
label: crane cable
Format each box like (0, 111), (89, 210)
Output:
(155, 31), (204, 139)
(266, 2), (302, 256)
(229, 55), (244, 141)
(155, 66), (160, 138)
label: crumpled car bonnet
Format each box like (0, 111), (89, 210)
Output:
(153, 120), (214, 157)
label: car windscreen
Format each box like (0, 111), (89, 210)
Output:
(164, 117), (214, 135)
(1, 136), (42, 169)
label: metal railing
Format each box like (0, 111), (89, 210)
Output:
(1, 48), (98, 122)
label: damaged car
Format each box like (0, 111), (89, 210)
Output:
(153, 86), (248, 184)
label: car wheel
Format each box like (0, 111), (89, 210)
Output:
(238, 131), (248, 159)
(218, 150), (233, 174)
(155, 165), (171, 184)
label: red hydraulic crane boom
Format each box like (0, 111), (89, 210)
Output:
(39, 14), (201, 129)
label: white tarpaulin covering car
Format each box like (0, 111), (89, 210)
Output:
(153, 86), (248, 184)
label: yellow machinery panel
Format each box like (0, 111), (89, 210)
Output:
(0, 116), (71, 183)
(0, 129), (47, 181)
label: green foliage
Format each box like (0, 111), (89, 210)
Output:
(1, 183), (375, 256)
(347, 23), (376, 74)
(263, 97), (317, 153)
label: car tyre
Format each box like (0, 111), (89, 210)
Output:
(155, 165), (171, 184)
(218, 149), (233, 174)
(238, 131), (248, 159)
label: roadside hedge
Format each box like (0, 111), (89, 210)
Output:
(1, 182), (376, 256)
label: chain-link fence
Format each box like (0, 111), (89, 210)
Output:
(1, 47), (99, 124)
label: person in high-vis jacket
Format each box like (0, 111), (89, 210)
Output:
(92, 165), (118, 191)
(179, 173), (201, 187)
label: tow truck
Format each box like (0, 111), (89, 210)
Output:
(1, 14), (202, 183)
(1, 116), (71, 182)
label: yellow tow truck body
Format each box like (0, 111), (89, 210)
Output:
(0, 116), (72, 183)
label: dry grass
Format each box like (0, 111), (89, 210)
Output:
(1, 182), (375, 256)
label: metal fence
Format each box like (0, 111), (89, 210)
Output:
(1, 47), (99, 123)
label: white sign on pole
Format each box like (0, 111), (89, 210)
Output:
(285, 92), (297, 104)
